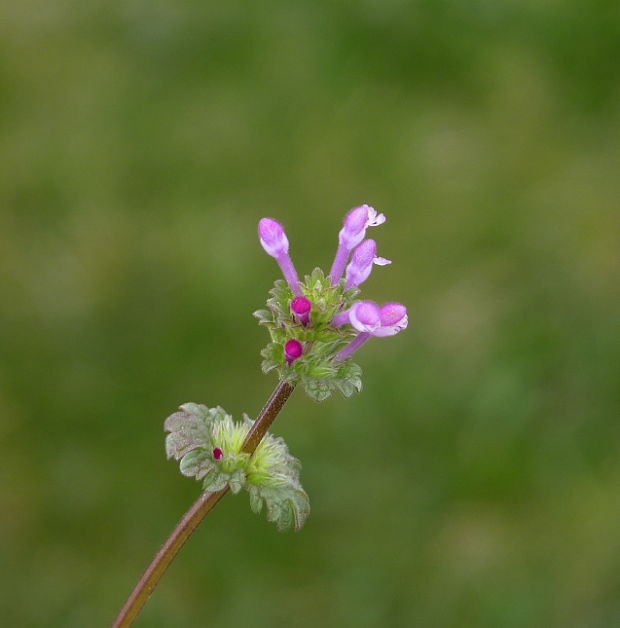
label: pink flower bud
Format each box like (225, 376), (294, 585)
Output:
(339, 205), (386, 250)
(330, 204), (386, 285)
(258, 217), (302, 295)
(285, 339), (303, 363)
(342, 206), (370, 243)
(213, 448), (223, 460)
(345, 239), (392, 289)
(291, 296), (312, 325)
(258, 218), (289, 258)
(291, 296), (312, 316)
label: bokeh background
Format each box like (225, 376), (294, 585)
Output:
(1, 2), (620, 627)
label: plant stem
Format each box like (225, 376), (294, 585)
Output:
(111, 380), (296, 628)
(241, 380), (296, 454)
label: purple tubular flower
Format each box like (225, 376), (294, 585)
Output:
(374, 303), (408, 337)
(336, 332), (372, 361)
(349, 301), (382, 333)
(291, 296), (312, 325)
(336, 301), (408, 360)
(331, 308), (352, 327)
(348, 301), (408, 337)
(344, 239), (392, 290)
(258, 218), (302, 296)
(329, 205), (387, 285)
(285, 339), (303, 363)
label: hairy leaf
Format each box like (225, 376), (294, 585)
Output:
(164, 403), (213, 460)
(179, 449), (214, 480)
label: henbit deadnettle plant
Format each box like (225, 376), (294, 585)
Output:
(112, 204), (408, 628)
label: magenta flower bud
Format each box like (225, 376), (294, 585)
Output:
(373, 303), (408, 337)
(291, 296), (312, 325)
(291, 296), (311, 315)
(213, 447), (223, 460)
(259, 218), (289, 258)
(258, 217), (302, 296)
(345, 239), (392, 290)
(349, 301), (382, 333)
(330, 204), (386, 285)
(285, 339), (303, 363)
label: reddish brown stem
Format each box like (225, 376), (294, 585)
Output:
(111, 381), (296, 628)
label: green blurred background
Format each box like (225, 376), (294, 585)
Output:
(1, 1), (620, 627)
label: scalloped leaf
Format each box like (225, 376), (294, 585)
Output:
(257, 484), (310, 532)
(302, 376), (334, 402)
(307, 363), (338, 379)
(304, 267), (328, 293)
(266, 279), (294, 319)
(164, 403), (213, 460)
(253, 309), (273, 325)
(261, 342), (285, 374)
(207, 406), (231, 424)
(335, 379), (356, 398)
(203, 469), (230, 492)
(229, 469), (247, 495)
(179, 449), (215, 480)
(165, 402), (311, 531)
(335, 361), (363, 397)
(248, 486), (263, 514)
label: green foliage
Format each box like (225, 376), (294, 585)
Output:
(254, 268), (363, 401)
(247, 484), (311, 533)
(165, 403), (310, 531)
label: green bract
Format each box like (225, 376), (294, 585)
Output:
(165, 403), (310, 532)
(254, 268), (363, 402)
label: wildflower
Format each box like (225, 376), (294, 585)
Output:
(372, 302), (408, 337)
(166, 403), (310, 530)
(336, 301), (408, 361)
(344, 239), (391, 290)
(330, 205), (386, 284)
(259, 218), (302, 295)
(285, 339), (303, 363)
(255, 204), (406, 402)
(349, 301), (382, 333)
(331, 308), (352, 327)
(291, 296), (312, 325)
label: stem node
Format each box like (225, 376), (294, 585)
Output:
(111, 381), (295, 628)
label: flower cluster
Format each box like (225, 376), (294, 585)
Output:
(165, 403), (309, 531)
(255, 204), (408, 402)
(164, 206), (407, 532)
